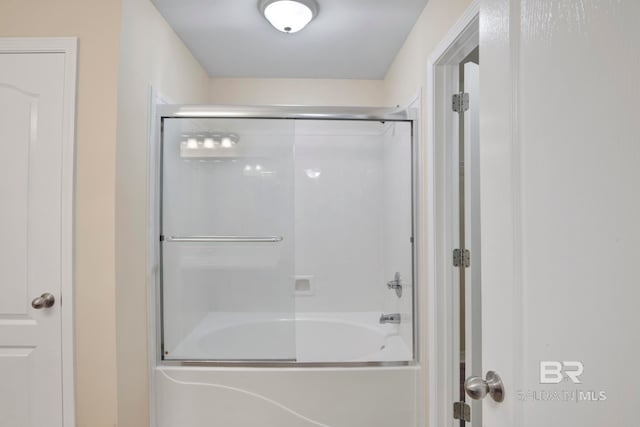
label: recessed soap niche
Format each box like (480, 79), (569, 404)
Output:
(294, 275), (314, 296)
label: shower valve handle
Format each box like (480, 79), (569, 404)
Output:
(386, 272), (403, 297)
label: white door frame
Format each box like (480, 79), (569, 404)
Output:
(424, 3), (479, 427)
(0, 37), (78, 427)
(146, 86), (172, 427)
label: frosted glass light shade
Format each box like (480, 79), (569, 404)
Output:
(261, 0), (318, 33)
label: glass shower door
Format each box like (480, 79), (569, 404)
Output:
(161, 118), (296, 361)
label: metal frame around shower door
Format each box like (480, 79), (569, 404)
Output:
(154, 104), (420, 367)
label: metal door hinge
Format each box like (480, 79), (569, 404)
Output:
(452, 92), (469, 113)
(453, 248), (470, 267)
(453, 401), (471, 422)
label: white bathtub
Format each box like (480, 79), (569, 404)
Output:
(167, 312), (412, 363)
(153, 312), (421, 427)
(156, 312), (419, 427)
(156, 364), (419, 427)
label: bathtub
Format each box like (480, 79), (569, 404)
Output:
(167, 311), (412, 363)
(156, 312), (419, 427)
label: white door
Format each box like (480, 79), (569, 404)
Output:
(0, 49), (72, 427)
(478, 1), (640, 426)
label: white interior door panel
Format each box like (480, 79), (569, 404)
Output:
(0, 51), (67, 427)
(480, 1), (640, 425)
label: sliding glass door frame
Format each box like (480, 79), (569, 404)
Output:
(155, 105), (419, 367)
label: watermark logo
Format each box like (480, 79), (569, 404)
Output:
(517, 361), (607, 403)
(540, 361), (583, 384)
(517, 390), (607, 402)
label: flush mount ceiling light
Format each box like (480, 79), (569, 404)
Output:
(259, 0), (318, 34)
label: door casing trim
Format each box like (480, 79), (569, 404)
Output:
(425, 4), (479, 427)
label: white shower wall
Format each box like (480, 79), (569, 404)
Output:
(294, 121), (386, 313)
(381, 122), (414, 350)
(294, 121), (413, 323)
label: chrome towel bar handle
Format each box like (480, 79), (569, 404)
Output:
(162, 236), (283, 243)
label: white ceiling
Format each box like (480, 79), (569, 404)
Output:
(150, 0), (429, 79)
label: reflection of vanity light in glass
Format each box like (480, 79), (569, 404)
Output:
(243, 164), (274, 177)
(220, 133), (239, 148)
(180, 133), (239, 158)
(305, 168), (321, 179)
(221, 136), (233, 148)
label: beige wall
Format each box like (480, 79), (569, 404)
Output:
(0, 1), (122, 426)
(114, 0), (210, 425)
(384, 0), (473, 114)
(210, 78), (385, 106)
